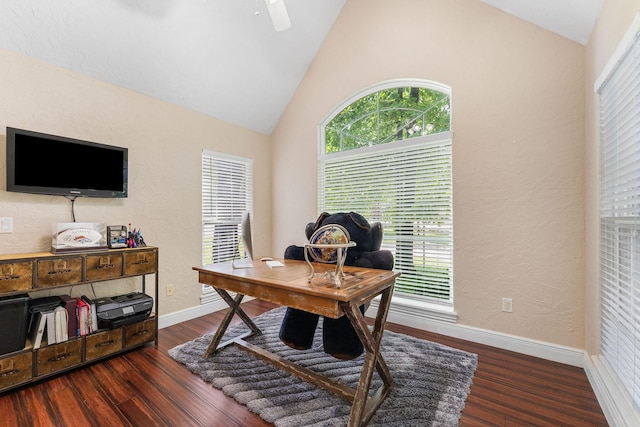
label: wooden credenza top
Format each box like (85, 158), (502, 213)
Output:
(0, 246), (157, 261)
(0, 246), (158, 294)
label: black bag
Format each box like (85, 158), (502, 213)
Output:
(27, 296), (63, 332)
(29, 296), (63, 313)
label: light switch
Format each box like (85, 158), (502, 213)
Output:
(0, 217), (13, 233)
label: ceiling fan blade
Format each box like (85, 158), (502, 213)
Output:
(265, 0), (291, 32)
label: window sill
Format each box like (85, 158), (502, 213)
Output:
(367, 295), (458, 323)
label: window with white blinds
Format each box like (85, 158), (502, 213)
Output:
(597, 19), (640, 412)
(201, 150), (253, 266)
(320, 82), (453, 305)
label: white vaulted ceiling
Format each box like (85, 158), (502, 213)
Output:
(480, 0), (604, 45)
(0, 0), (603, 135)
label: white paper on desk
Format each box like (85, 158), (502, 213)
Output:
(266, 260), (285, 268)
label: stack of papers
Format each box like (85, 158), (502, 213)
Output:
(266, 260), (285, 268)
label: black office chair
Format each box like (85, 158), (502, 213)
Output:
(279, 212), (394, 359)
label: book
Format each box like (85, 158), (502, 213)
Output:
(45, 310), (56, 346)
(28, 311), (47, 350)
(59, 295), (78, 338)
(76, 298), (90, 336)
(81, 295), (98, 333)
(54, 306), (69, 343)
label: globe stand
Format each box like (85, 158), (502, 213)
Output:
(304, 241), (356, 287)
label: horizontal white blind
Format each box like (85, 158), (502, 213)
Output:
(320, 135), (453, 302)
(202, 151), (253, 265)
(598, 25), (640, 411)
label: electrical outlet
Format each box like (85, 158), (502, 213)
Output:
(166, 284), (175, 296)
(502, 297), (513, 313)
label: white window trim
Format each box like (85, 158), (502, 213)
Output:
(592, 11), (640, 426)
(200, 149), (253, 304)
(594, 12), (640, 92)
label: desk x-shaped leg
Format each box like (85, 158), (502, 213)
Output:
(341, 284), (395, 427)
(201, 283), (395, 427)
(203, 288), (262, 358)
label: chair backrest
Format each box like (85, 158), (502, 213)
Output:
(285, 213), (393, 270)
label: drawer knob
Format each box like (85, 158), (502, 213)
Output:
(48, 260), (72, 275)
(0, 265), (20, 281)
(48, 352), (72, 362)
(132, 254), (150, 265)
(0, 368), (19, 377)
(94, 339), (115, 348)
(96, 256), (114, 269)
(0, 360), (19, 377)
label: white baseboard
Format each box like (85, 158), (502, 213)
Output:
(367, 299), (585, 367)
(584, 355), (640, 427)
(158, 295), (256, 329)
(158, 299), (228, 329)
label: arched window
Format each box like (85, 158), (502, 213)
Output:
(324, 85), (451, 153)
(320, 80), (453, 309)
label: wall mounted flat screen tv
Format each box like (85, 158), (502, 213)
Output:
(6, 127), (128, 198)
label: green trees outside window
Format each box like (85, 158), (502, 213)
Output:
(325, 86), (451, 154)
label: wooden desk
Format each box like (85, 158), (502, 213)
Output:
(193, 259), (399, 427)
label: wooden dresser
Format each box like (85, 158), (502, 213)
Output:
(0, 246), (158, 393)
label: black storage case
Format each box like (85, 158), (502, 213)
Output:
(0, 294), (30, 355)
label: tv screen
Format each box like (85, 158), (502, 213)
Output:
(6, 127), (128, 198)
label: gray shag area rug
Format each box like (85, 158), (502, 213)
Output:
(168, 307), (477, 427)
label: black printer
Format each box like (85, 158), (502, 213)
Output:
(94, 292), (153, 329)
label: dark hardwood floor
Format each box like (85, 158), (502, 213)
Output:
(1, 299), (607, 426)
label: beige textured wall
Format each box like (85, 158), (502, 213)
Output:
(272, 0), (586, 347)
(585, 1), (640, 355)
(0, 48), (272, 316)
